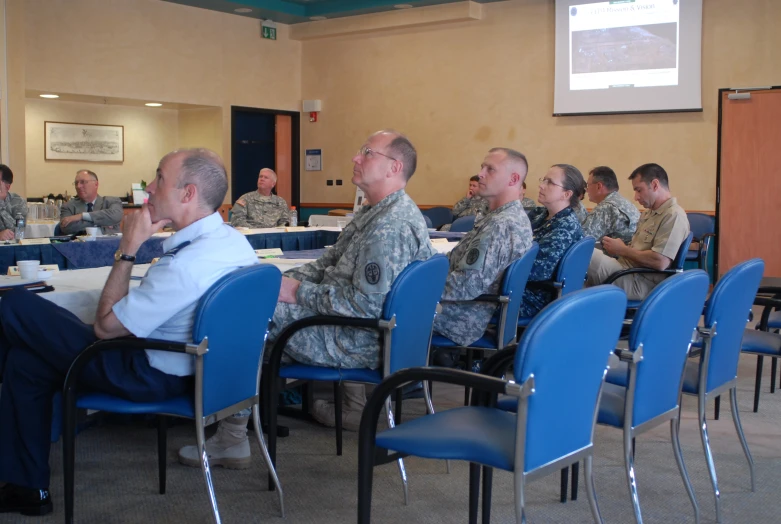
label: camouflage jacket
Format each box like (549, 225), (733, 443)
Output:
(452, 195), (489, 220)
(230, 192), (289, 228)
(573, 200), (589, 224)
(582, 191), (640, 243)
(521, 197), (536, 210)
(434, 199), (533, 346)
(270, 189), (436, 369)
(520, 206), (584, 318)
(0, 192), (28, 231)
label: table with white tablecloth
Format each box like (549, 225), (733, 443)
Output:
(24, 221), (58, 239)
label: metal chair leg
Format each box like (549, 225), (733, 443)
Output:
(698, 393), (722, 523)
(560, 467), (568, 503)
(468, 463), (480, 524)
(512, 468), (527, 524)
(671, 416), (699, 524)
(252, 406), (285, 517)
(571, 463), (579, 501)
(481, 466), (493, 524)
(753, 355), (763, 412)
(422, 380), (450, 474)
(585, 456), (604, 524)
(771, 358), (777, 393)
(714, 395), (721, 420)
(624, 429), (643, 524)
(195, 419), (222, 524)
(385, 398), (409, 505)
(157, 415), (167, 495)
(729, 387), (755, 492)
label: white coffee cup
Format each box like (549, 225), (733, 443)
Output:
(85, 227), (100, 237)
(18, 260), (41, 280)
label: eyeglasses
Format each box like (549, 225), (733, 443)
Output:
(73, 180), (94, 187)
(539, 177), (565, 189)
(357, 146), (397, 162)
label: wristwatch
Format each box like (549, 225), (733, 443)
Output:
(114, 249), (136, 263)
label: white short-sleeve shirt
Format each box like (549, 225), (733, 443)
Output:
(113, 212), (258, 376)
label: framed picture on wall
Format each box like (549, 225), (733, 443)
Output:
(44, 121), (124, 162)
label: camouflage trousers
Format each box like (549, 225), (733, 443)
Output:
(267, 302), (382, 369)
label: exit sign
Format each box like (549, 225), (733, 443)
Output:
(262, 21), (277, 40)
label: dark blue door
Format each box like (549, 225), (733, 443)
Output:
(232, 110), (276, 203)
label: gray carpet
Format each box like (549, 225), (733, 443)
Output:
(6, 353), (779, 524)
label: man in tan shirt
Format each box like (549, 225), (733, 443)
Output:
(586, 163), (690, 300)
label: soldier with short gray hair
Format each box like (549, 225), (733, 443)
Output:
(230, 168), (289, 228)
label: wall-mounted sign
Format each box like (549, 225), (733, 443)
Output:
(305, 149), (322, 171)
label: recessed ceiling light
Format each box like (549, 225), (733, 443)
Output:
(145, 102), (163, 107)
(394, 4), (414, 8)
(309, 16), (327, 21)
(234, 7), (252, 13)
(39, 94), (59, 99)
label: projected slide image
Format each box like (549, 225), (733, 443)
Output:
(572, 23), (677, 74)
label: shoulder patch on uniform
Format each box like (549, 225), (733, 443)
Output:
(365, 262), (381, 285)
(236, 199), (246, 207)
(466, 247), (480, 265)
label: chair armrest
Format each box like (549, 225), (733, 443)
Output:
(754, 296), (781, 309)
(757, 287), (781, 296)
(441, 294), (509, 304)
(525, 281), (561, 292)
(604, 267), (677, 285)
(613, 347), (642, 363)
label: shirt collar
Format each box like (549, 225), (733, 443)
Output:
(648, 197), (677, 216)
(352, 189), (405, 230)
(163, 212), (223, 252)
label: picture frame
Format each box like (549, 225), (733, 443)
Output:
(44, 121), (124, 162)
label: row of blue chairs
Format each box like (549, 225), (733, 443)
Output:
(358, 259), (765, 524)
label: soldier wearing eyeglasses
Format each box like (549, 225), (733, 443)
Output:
(0, 164), (27, 241)
(60, 170), (123, 235)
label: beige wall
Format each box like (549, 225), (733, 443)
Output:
(16, 0), (302, 200)
(300, 0), (781, 211)
(25, 99), (179, 198)
(178, 108), (223, 155)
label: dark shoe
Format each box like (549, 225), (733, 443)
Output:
(0, 483), (53, 516)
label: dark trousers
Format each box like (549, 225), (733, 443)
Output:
(0, 288), (189, 489)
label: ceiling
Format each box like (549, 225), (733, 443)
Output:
(161, 0), (503, 24)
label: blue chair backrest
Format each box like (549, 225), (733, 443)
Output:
(671, 232), (694, 271)
(423, 214), (433, 229)
(628, 270), (709, 427)
(498, 243), (539, 347)
(702, 258), (764, 392)
(194, 264), (282, 416)
(449, 215), (476, 233)
(382, 255), (449, 374)
(514, 286), (626, 473)
(554, 236), (595, 297)
(687, 212), (715, 242)
(421, 207), (453, 229)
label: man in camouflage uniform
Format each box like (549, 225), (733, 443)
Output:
(587, 163), (690, 301)
(230, 168), (289, 228)
(521, 181), (536, 210)
(178, 130), (434, 467)
(582, 165), (639, 243)
(441, 175), (489, 231)
(0, 164), (27, 241)
(433, 147), (533, 349)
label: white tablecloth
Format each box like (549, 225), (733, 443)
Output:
(307, 215), (353, 227)
(24, 221), (58, 239)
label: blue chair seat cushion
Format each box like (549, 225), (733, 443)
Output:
(596, 382), (627, 428)
(375, 406), (517, 471)
(77, 393), (194, 418)
(279, 364), (381, 384)
(767, 310), (781, 330)
(741, 329), (781, 356)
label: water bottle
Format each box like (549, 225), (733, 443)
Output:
(289, 206), (297, 227)
(14, 213), (25, 241)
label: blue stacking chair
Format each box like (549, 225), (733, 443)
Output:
(596, 270), (709, 523)
(605, 232), (694, 309)
(450, 215), (476, 232)
(423, 214), (433, 228)
(685, 213), (716, 273)
(739, 285), (781, 412)
(679, 259), (764, 522)
(517, 236), (595, 330)
(62, 265), (284, 524)
(430, 244), (539, 404)
(265, 254), (450, 504)
(356, 286), (627, 524)
(421, 206), (453, 229)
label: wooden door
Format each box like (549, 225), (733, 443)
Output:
(275, 114), (293, 204)
(718, 88), (781, 277)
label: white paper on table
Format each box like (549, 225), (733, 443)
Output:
(433, 242), (458, 254)
(0, 275), (44, 287)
